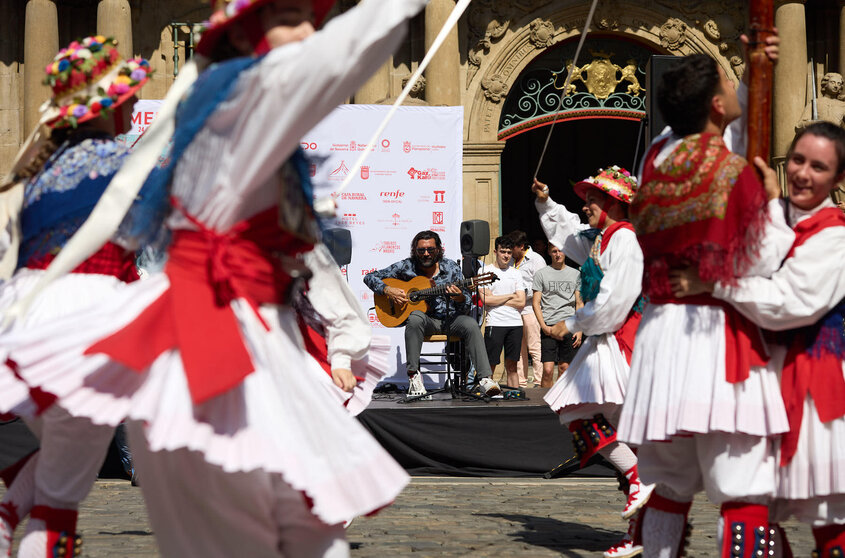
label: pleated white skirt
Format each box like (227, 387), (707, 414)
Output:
(543, 333), (629, 424)
(618, 303), (788, 445)
(2, 273), (409, 525)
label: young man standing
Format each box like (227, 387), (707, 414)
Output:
(481, 236), (526, 388)
(532, 244), (582, 387)
(509, 231), (547, 388)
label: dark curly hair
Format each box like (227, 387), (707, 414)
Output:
(657, 54), (722, 137)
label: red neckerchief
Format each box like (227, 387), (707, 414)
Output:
(634, 133), (769, 299)
(85, 201), (312, 404)
(779, 207), (845, 465)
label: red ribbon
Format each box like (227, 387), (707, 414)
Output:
(86, 204), (312, 404)
(777, 207), (845, 465)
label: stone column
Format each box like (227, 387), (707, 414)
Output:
(463, 142), (506, 251)
(355, 60), (391, 104)
(773, 0), (808, 158)
(840, 1), (845, 78)
(98, 0), (134, 60)
(424, 0), (460, 106)
(23, 0), (58, 134)
(0, 2), (24, 171)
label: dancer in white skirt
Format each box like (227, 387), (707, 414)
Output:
(532, 166), (652, 558)
(0, 1), (428, 556)
(619, 53), (795, 558)
(669, 122), (845, 557)
(0, 36), (151, 558)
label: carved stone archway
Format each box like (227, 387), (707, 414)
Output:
(460, 0), (748, 233)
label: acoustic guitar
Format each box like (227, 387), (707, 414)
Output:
(374, 272), (498, 328)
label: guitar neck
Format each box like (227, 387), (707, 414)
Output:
(415, 277), (474, 299)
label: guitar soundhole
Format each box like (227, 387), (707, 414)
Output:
(408, 290), (420, 303)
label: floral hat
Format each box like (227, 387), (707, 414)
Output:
(573, 165), (638, 205)
(195, 0), (335, 57)
(43, 36), (151, 129)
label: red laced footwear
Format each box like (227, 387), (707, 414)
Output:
(621, 465), (654, 519)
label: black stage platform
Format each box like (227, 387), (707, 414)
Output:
(357, 388), (612, 478)
(0, 389), (613, 479)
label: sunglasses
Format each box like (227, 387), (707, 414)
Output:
(415, 247), (439, 254)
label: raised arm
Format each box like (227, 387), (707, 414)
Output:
(223, 0), (429, 194)
(532, 185), (592, 264)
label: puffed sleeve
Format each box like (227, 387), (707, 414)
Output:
(714, 225), (845, 331)
(564, 228), (643, 336)
(534, 197), (592, 265)
(303, 244), (371, 370)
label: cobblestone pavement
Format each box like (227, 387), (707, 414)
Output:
(3, 477), (815, 557)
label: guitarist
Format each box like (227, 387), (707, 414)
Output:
(363, 230), (502, 398)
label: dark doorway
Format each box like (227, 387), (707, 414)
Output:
(499, 117), (643, 249)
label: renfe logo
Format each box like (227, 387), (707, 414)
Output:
(380, 190), (405, 202)
(434, 190), (446, 203)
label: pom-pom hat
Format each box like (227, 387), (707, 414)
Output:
(573, 165), (638, 205)
(196, 0), (335, 57)
(43, 36), (151, 129)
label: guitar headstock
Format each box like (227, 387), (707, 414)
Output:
(470, 271), (499, 288)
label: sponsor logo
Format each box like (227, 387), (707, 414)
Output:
(309, 163), (317, 178)
(360, 166), (370, 180)
(377, 213), (413, 229)
(350, 140), (357, 151)
(328, 160), (350, 180)
(432, 211), (444, 225)
(431, 226), (446, 232)
(367, 308), (385, 328)
(300, 142), (318, 151)
(330, 191), (367, 201)
(379, 190), (405, 203)
(401, 143), (447, 153)
(407, 167), (446, 180)
(340, 267), (348, 278)
(403, 141), (411, 153)
(434, 190), (446, 203)
(381, 139), (391, 151)
(360, 291), (373, 302)
(370, 240), (402, 254)
(361, 267), (377, 276)
(339, 213), (365, 227)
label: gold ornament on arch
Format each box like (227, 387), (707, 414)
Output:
(553, 51), (644, 100)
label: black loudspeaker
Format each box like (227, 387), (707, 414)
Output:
(459, 220), (490, 256)
(322, 228), (352, 266)
(645, 55), (681, 142)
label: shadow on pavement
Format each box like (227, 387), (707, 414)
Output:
(478, 513), (624, 556)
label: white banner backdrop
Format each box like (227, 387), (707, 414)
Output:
(303, 105), (465, 384)
(116, 100), (163, 148)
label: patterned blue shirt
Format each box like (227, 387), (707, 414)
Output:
(363, 257), (470, 319)
(18, 132), (129, 268)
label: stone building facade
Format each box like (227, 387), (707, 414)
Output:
(2, 0), (841, 240)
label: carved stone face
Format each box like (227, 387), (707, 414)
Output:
(822, 73), (844, 98)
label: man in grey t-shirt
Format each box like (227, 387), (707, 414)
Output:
(532, 244), (582, 387)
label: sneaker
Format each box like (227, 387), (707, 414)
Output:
(407, 372), (431, 400)
(603, 537), (643, 558)
(478, 377), (501, 396)
(621, 466), (654, 519)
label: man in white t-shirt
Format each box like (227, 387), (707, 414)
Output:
(509, 230), (547, 388)
(481, 236), (526, 388)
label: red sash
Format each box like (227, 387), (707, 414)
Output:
(600, 221), (642, 365)
(25, 241), (139, 283)
(85, 205), (312, 404)
(779, 207), (845, 465)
